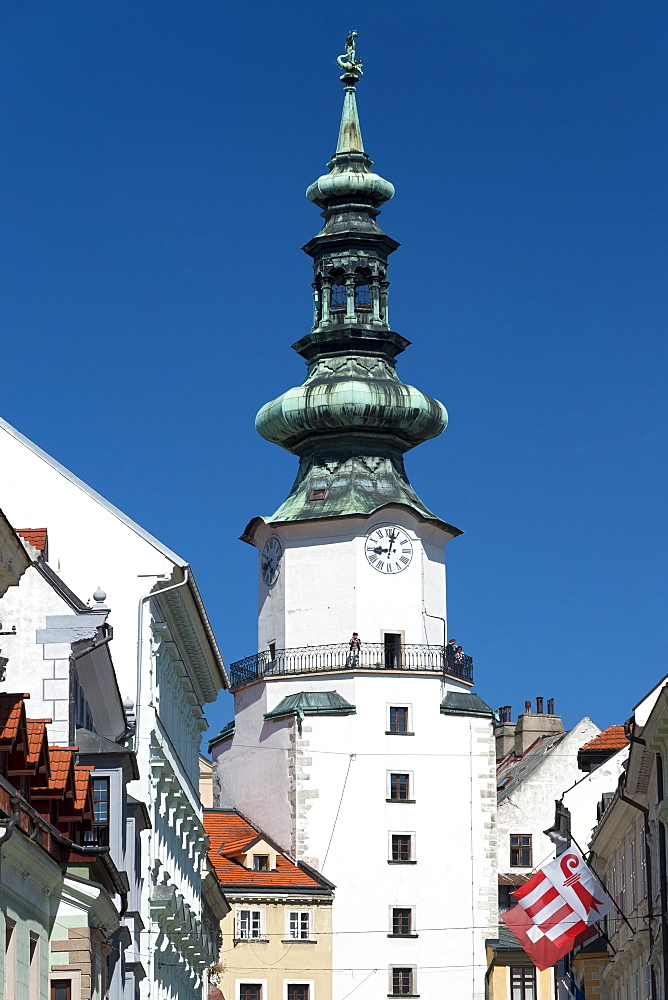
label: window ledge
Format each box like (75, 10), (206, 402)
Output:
(386, 799), (416, 804)
(385, 731), (415, 736)
(387, 934), (419, 939)
(281, 939), (317, 944)
(234, 937), (269, 944)
(388, 860), (417, 865)
(388, 995), (419, 998)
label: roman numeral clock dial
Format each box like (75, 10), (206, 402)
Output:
(365, 525), (413, 574)
(261, 536), (282, 586)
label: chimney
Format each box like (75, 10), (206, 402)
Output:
(495, 706), (516, 759)
(547, 698), (555, 715)
(514, 698), (564, 755)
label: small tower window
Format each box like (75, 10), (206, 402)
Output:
(331, 283), (347, 310)
(355, 283), (371, 308)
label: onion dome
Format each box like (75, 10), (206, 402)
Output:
(256, 358), (447, 456)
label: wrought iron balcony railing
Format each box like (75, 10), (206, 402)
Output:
(229, 642), (473, 691)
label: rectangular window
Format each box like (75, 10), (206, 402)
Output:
(5, 919), (16, 1000)
(631, 838), (637, 909)
(389, 707), (409, 734)
(391, 835), (412, 862)
(240, 987), (262, 1000)
(620, 851), (627, 917)
(236, 908), (264, 939)
(390, 968), (414, 996)
(287, 986), (310, 1000)
(253, 855), (269, 871)
(391, 908), (412, 936)
(641, 832), (648, 899)
(510, 835), (532, 867)
(390, 774), (410, 801)
(611, 865), (619, 929)
(288, 911), (311, 940)
(84, 776), (111, 847)
(29, 933), (40, 1000)
(510, 966), (536, 1000)
(51, 984), (72, 1000)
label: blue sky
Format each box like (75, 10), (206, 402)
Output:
(2, 2), (666, 743)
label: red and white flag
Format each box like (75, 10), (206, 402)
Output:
(501, 847), (612, 970)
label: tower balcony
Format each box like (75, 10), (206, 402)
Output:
(229, 642), (473, 691)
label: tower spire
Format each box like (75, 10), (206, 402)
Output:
(253, 35), (451, 530)
(336, 31), (364, 153)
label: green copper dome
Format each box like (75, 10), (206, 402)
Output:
(256, 358), (447, 454)
(253, 34), (450, 528)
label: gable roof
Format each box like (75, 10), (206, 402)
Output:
(204, 809), (334, 894)
(0, 692), (29, 751)
(580, 726), (628, 753)
(264, 691), (356, 720)
(0, 416), (228, 690)
(441, 691), (494, 718)
(497, 730), (570, 802)
(14, 528), (48, 554)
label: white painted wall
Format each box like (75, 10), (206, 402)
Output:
(0, 417), (223, 999)
(497, 719), (600, 878)
(216, 506), (496, 1000)
(562, 745), (629, 851)
(253, 512), (451, 652)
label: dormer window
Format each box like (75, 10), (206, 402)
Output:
(355, 283), (371, 308)
(253, 855), (269, 871)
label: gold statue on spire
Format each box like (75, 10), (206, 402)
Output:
(337, 30), (363, 82)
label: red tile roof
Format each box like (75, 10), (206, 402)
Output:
(204, 810), (326, 890)
(26, 720), (51, 768)
(0, 693), (29, 749)
(73, 766), (95, 812)
(580, 726), (628, 753)
(32, 747), (77, 798)
(14, 528), (47, 553)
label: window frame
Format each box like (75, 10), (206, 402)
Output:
(237, 979), (267, 1000)
(387, 771), (414, 802)
(388, 906), (416, 938)
(284, 979), (314, 1000)
(235, 906), (266, 941)
(253, 855), (270, 872)
(388, 966), (417, 997)
(285, 909), (313, 941)
(49, 973), (81, 1000)
(510, 965), (536, 1000)
(389, 832), (415, 864)
(387, 704), (413, 736)
(509, 834), (532, 868)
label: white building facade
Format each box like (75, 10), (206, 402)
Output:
(212, 39), (497, 1000)
(0, 417), (228, 998)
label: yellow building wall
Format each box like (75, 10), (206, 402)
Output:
(485, 946), (555, 1000)
(219, 900), (332, 1000)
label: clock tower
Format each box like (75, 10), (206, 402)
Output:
(212, 34), (497, 1000)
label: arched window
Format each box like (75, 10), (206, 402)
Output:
(355, 283), (371, 308)
(331, 282), (347, 310)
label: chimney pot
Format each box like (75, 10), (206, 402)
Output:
(547, 698), (555, 715)
(536, 697), (544, 714)
(524, 700), (532, 714)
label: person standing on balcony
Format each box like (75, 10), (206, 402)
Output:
(347, 632), (361, 666)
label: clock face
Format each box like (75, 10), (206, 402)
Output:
(365, 525), (413, 575)
(261, 536), (282, 586)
